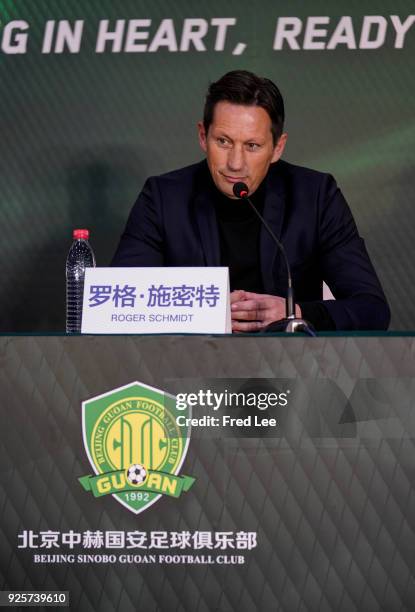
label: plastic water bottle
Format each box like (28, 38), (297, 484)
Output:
(66, 229), (96, 333)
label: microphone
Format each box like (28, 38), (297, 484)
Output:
(233, 183), (249, 199)
(232, 182), (315, 335)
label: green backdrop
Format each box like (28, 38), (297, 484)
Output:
(1, 1), (414, 330)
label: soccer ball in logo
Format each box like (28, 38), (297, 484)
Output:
(126, 464), (147, 486)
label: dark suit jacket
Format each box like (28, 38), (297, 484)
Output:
(112, 159), (390, 330)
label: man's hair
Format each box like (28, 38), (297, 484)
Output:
(203, 70), (285, 144)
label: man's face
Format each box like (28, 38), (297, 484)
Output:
(198, 101), (287, 199)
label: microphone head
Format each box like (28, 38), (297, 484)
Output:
(233, 182), (249, 199)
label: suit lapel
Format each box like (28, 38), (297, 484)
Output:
(260, 163), (286, 293)
(194, 179), (221, 267)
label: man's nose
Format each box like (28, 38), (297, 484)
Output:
(227, 146), (245, 172)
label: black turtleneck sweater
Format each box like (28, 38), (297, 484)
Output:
(213, 181), (335, 331)
(214, 181), (266, 294)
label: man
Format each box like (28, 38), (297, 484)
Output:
(112, 70), (390, 331)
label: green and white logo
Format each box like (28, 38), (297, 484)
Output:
(79, 381), (194, 514)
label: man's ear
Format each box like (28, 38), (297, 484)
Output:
(198, 121), (207, 152)
(271, 132), (288, 163)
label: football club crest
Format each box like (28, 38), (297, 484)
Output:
(79, 382), (194, 514)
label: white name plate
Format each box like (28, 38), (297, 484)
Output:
(81, 267), (231, 334)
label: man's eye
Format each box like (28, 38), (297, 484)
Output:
(247, 142), (260, 151)
(217, 137), (230, 146)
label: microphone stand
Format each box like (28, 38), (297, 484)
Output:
(233, 183), (316, 336)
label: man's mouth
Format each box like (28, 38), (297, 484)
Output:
(221, 174), (247, 184)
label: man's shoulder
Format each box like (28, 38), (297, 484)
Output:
(148, 159), (207, 189)
(273, 159), (333, 185)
